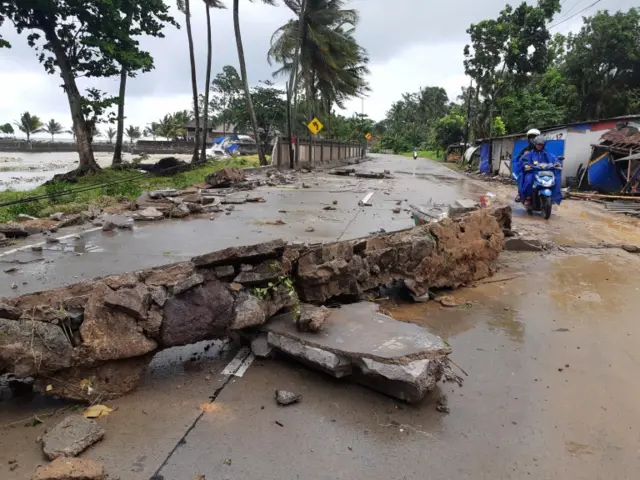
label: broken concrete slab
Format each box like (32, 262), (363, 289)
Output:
(33, 457), (105, 480)
(0, 223), (29, 238)
(296, 304), (332, 332)
(205, 167), (247, 188)
(231, 291), (266, 330)
(42, 416), (105, 460)
(172, 273), (204, 295)
(101, 215), (134, 230)
(504, 237), (544, 252)
(192, 239), (287, 267)
(148, 189), (179, 199)
(250, 333), (273, 358)
(265, 302), (450, 403)
(275, 390), (302, 406)
(133, 207), (164, 221)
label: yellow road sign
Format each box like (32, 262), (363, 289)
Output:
(365, 132), (372, 140)
(307, 117), (324, 135)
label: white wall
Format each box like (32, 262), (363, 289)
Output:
(563, 129), (602, 179)
(493, 137), (516, 176)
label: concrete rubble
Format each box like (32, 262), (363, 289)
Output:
(0, 208), (506, 402)
(32, 458), (104, 480)
(41, 416), (105, 460)
(266, 303), (451, 403)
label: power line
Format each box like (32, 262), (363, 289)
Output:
(550, 0), (603, 29)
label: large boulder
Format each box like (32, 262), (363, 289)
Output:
(231, 291), (266, 330)
(160, 280), (234, 347)
(103, 284), (150, 321)
(192, 240), (287, 268)
(80, 283), (157, 362)
(205, 167), (246, 188)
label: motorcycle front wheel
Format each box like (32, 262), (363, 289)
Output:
(542, 195), (552, 219)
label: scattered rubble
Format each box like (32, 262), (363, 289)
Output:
(32, 458), (104, 480)
(504, 237), (544, 252)
(275, 390), (302, 406)
(205, 167), (247, 188)
(296, 304), (332, 332)
(42, 416), (105, 460)
(0, 223), (29, 238)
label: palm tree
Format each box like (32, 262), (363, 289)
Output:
(106, 127), (117, 144)
(233, 0), (275, 166)
(171, 110), (192, 141)
(177, 0), (201, 163)
(14, 112), (44, 142)
(43, 119), (64, 142)
(202, 1), (227, 161)
(125, 125), (142, 145)
(144, 122), (161, 140)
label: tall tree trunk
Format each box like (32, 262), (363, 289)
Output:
(184, 0), (201, 164)
(201, 5), (213, 162)
(42, 21), (98, 174)
(113, 67), (127, 165)
(233, 0), (266, 166)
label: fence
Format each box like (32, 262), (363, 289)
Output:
(272, 137), (365, 169)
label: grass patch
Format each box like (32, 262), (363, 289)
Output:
(0, 156), (261, 223)
(401, 150), (443, 160)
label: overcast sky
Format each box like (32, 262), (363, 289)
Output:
(0, 0), (635, 139)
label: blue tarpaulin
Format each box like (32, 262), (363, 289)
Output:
(587, 153), (623, 193)
(479, 142), (490, 174)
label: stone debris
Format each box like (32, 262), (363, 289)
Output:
(205, 167), (247, 188)
(0, 223), (29, 238)
(250, 333), (273, 358)
(0, 209), (506, 401)
(275, 390), (302, 406)
(101, 215), (134, 231)
(504, 237), (544, 252)
(266, 170), (296, 185)
(32, 458), (104, 480)
(296, 304), (332, 332)
(42, 416), (105, 460)
(266, 302), (450, 403)
(148, 189), (180, 199)
(133, 207), (164, 221)
(57, 214), (84, 229)
(622, 244), (640, 253)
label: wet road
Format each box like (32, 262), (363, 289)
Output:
(2, 154), (640, 479)
(1, 154), (486, 297)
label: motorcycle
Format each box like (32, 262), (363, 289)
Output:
(413, 151), (418, 160)
(526, 158), (563, 219)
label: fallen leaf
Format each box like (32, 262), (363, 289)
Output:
(45, 385), (53, 392)
(83, 405), (113, 418)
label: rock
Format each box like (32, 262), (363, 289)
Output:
(250, 333), (273, 358)
(491, 205), (512, 231)
(103, 272), (139, 290)
(296, 304), (332, 333)
(451, 199), (479, 216)
(437, 295), (458, 308)
(57, 214), (84, 228)
(134, 207), (164, 221)
(205, 167), (246, 188)
(32, 458), (104, 480)
(49, 212), (65, 221)
(161, 280), (234, 347)
(172, 273), (204, 295)
(140, 306), (163, 340)
(201, 196), (221, 206)
(148, 285), (167, 307)
(622, 244), (640, 253)
(46, 237), (60, 244)
(41, 416), (105, 460)
(0, 302), (21, 320)
(185, 202), (203, 214)
(192, 240), (286, 268)
(0, 319), (73, 377)
(233, 260), (282, 286)
(214, 265), (235, 278)
(102, 214), (134, 230)
(141, 262), (195, 288)
(0, 232), (7, 246)
(32, 245), (43, 252)
(221, 196), (247, 205)
(34, 356), (153, 401)
(504, 237), (543, 252)
(182, 193), (203, 204)
(92, 218), (104, 227)
(103, 284), (150, 321)
(148, 189), (179, 199)
(0, 223), (29, 238)
(169, 203), (191, 218)
(80, 283), (157, 362)
(275, 390), (302, 406)
(305, 226), (315, 233)
(266, 302), (450, 403)
(231, 292), (266, 330)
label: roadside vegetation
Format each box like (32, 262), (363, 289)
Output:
(0, 156), (260, 223)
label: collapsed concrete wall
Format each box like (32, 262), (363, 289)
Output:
(0, 209), (505, 401)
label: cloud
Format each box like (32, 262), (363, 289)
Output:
(1, 0), (638, 138)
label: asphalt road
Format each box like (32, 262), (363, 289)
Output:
(2, 154), (640, 480)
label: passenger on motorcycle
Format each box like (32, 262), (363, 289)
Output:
(513, 128), (540, 202)
(518, 136), (562, 209)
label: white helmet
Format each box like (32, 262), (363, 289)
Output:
(527, 128), (541, 137)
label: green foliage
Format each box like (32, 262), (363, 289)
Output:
(105, 127), (117, 143)
(14, 112), (44, 142)
(229, 80), (287, 141)
(431, 113), (465, 150)
(43, 119), (64, 142)
(125, 125), (142, 144)
(491, 116), (505, 136)
(0, 123), (15, 136)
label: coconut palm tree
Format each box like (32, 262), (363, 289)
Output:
(201, 0), (227, 161)
(233, 0), (276, 166)
(43, 119), (64, 142)
(125, 125), (142, 145)
(14, 112), (44, 142)
(106, 127), (117, 144)
(144, 122), (161, 140)
(177, 0), (201, 163)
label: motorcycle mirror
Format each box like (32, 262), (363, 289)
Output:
(558, 156), (565, 161)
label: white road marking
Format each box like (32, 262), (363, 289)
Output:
(0, 227), (103, 258)
(360, 191), (374, 205)
(233, 353), (256, 378)
(221, 347), (251, 376)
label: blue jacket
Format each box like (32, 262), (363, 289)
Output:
(520, 149), (563, 205)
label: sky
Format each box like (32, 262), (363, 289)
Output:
(0, 0), (635, 140)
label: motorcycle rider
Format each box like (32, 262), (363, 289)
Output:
(513, 128), (541, 202)
(413, 149), (418, 160)
(518, 136), (562, 209)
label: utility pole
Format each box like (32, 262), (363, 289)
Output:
(463, 78), (473, 151)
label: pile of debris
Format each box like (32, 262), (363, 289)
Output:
(0, 208), (507, 405)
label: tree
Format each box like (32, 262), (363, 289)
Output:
(0, 123), (14, 136)
(0, 0), (176, 176)
(14, 112), (44, 142)
(201, 1), (226, 160)
(177, 0), (201, 163)
(106, 127), (117, 144)
(207, 65), (243, 134)
(431, 113), (465, 150)
(233, 0), (275, 166)
(43, 119), (64, 142)
(125, 125), (142, 144)
(144, 122), (161, 140)
(228, 80), (287, 141)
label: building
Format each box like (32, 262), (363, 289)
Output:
(185, 121), (237, 142)
(482, 115), (640, 183)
